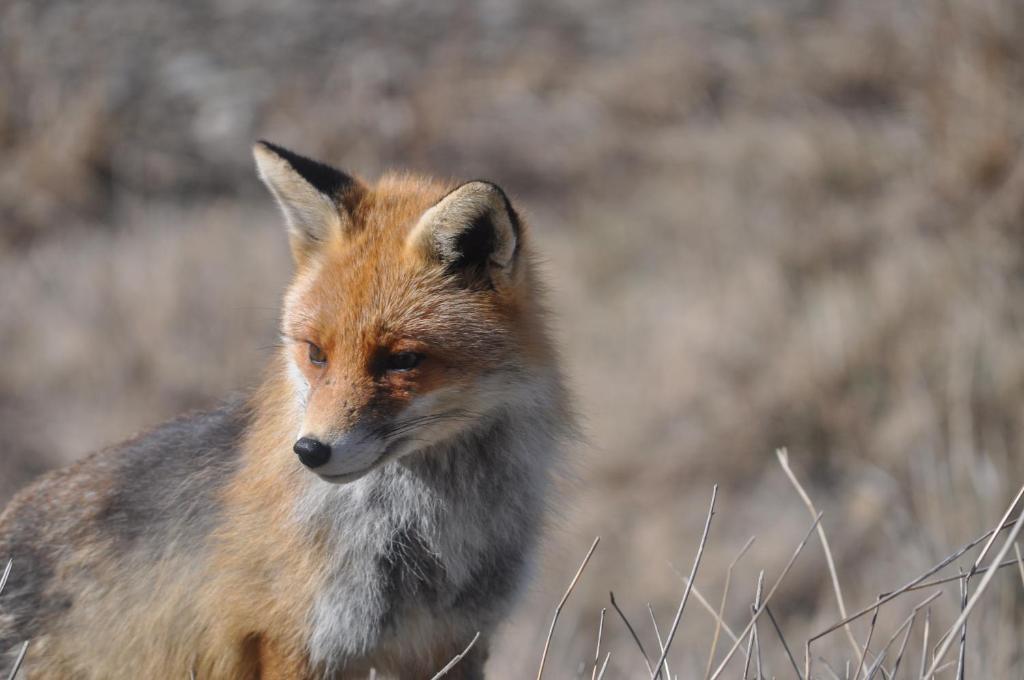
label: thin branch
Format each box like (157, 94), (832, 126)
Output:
(809, 518), (1019, 650)
(889, 617), (916, 680)
(854, 608), (879, 680)
(969, 485), (1024, 572)
(864, 650), (888, 680)
(6, 641), (28, 680)
(906, 557), (1024, 592)
(752, 571), (764, 680)
(881, 591), (941, 679)
(430, 632), (481, 680)
(672, 575), (742, 648)
(670, 573), (761, 677)
(918, 608), (931, 680)
(595, 652), (611, 680)
(742, 571), (763, 680)
(648, 604), (673, 680)
(536, 536), (600, 680)
(946, 485), (1024, 680)
(765, 606), (803, 680)
(0, 560), (11, 597)
(954, 569), (966, 680)
(708, 513), (823, 680)
(609, 593), (653, 676)
(591, 608), (606, 680)
(742, 613), (755, 679)
(703, 536), (755, 680)
(925, 504), (1024, 678)
(1015, 543), (1024, 590)
(777, 448), (862, 673)
(651, 485), (718, 680)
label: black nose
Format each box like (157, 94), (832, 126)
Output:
(293, 437), (332, 469)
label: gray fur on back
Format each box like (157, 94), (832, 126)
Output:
(0, 399), (249, 661)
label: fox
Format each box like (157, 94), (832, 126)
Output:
(0, 141), (572, 679)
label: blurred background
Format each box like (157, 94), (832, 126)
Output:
(2, 0), (1024, 676)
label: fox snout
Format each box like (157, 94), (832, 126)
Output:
(292, 436), (331, 469)
(292, 426), (408, 483)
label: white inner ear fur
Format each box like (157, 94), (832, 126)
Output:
(407, 181), (516, 268)
(253, 144), (345, 248)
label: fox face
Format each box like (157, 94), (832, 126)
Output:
(255, 142), (550, 483)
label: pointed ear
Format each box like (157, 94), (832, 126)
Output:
(407, 181), (521, 287)
(253, 141), (361, 263)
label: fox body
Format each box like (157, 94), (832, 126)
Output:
(0, 142), (571, 679)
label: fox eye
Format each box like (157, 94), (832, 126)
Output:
(386, 352), (423, 372)
(307, 343), (327, 367)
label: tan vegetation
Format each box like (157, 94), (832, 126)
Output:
(2, 0), (1024, 676)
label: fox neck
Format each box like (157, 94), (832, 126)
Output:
(240, 363), (567, 670)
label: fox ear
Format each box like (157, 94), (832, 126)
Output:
(408, 181), (520, 287)
(253, 141), (360, 263)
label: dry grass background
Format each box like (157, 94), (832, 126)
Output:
(2, 0), (1024, 676)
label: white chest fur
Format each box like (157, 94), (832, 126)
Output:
(295, 415), (559, 674)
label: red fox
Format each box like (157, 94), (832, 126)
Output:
(0, 142), (571, 679)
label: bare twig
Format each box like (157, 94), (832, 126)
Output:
(609, 592), (653, 676)
(591, 608), (606, 680)
(536, 536), (600, 680)
(906, 557), (1024, 592)
(918, 608), (931, 680)
(765, 605), (802, 680)
(0, 561), (11, 597)
(854, 607), (879, 680)
(969, 485), (1024, 573)
(741, 571), (762, 680)
(752, 571), (764, 680)
(945, 485), (1024, 680)
(669, 573), (760, 676)
(881, 591), (941, 679)
(647, 604), (673, 680)
(709, 513), (822, 680)
(955, 569), (966, 680)
(672, 575), (742, 648)
(924, 504), (1024, 678)
(1015, 543), (1024, 590)
(889, 617), (916, 680)
(595, 652), (611, 680)
(703, 536), (754, 680)
(864, 650), (888, 680)
(777, 448), (862, 673)
(742, 611), (755, 680)
(809, 517), (1019, 651)
(7, 641), (28, 680)
(650, 485), (718, 680)
(430, 632), (481, 680)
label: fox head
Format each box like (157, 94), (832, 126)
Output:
(254, 141), (558, 483)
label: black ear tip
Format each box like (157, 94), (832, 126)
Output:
(255, 139), (286, 155)
(253, 141), (355, 199)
